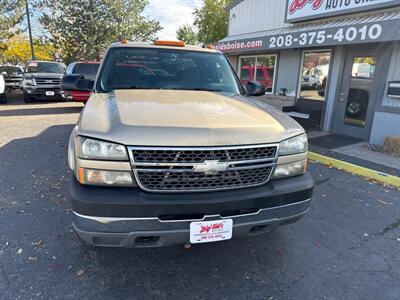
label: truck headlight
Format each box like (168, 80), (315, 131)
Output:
(78, 137), (128, 160)
(279, 134), (308, 156)
(23, 78), (36, 86)
(272, 160), (307, 179)
(79, 168), (134, 186)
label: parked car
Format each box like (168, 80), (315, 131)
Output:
(301, 65), (327, 89)
(352, 63), (375, 79)
(0, 65), (24, 91)
(23, 61), (65, 103)
(62, 61), (100, 102)
(240, 65), (274, 92)
(62, 40), (314, 248)
(0, 74), (6, 103)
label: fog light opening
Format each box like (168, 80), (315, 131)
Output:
(249, 224), (268, 233)
(135, 236), (160, 244)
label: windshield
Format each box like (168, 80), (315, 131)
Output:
(74, 63), (100, 77)
(0, 66), (23, 74)
(96, 47), (240, 93)
(27, 62), (64, 74)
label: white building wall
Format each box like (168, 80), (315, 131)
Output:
(228, 0), (288, 36)
(370, 112), (400, 145)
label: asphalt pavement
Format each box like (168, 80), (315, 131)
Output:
(0, 92), (399, 299)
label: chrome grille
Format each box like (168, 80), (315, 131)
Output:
(131, 146), (276, 163)
(35, 78), (61, 85)
(129, 145), (278, 193)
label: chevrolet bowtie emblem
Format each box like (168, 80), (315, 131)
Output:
(193, 160), (229, 174)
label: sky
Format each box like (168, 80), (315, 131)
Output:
(143, 0), (202, 40)
(27, 0), (202, 40)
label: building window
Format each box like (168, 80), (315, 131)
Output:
(299, 51), (332, 101)
(238, 55), (277, 94)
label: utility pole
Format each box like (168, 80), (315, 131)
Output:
(25, 0), (35, 60)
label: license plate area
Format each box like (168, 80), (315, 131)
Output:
(190, 219), (233, 244)
(45, 91), (55, 96)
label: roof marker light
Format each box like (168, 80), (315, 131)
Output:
(154, 40), (185, 47)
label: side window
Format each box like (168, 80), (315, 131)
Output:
(241, 69), (250, 80)
(256, 69), (264, 81)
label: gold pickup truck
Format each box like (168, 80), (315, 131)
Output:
(62, 40), (314, 248)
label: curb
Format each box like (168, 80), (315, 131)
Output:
(308, 151), (400, 188)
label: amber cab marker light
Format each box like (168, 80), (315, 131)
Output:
(207, 44), (214, 49)
(120, 39), (129, 44)
(154, 40), (185, 47)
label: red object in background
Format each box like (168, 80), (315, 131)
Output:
(240, 66), (274, 92)
(70, 91), (92, 102)
(63, 61), (100, 103)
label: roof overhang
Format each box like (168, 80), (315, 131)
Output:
(216, 9), (400, 54)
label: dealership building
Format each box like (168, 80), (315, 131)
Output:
(216, 0), (400, 145)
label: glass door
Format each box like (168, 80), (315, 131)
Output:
(331, 46), (390, 140)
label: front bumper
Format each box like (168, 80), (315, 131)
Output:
(71, 173), (314, 247)
(24, 86), (62, 99)
(5, 81), (22, 89)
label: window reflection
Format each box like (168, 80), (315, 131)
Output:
(343, 56), (377, 128)
(299, 51), (331, 101)
(239, 55), (276, 94)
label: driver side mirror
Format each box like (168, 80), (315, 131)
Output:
(61, 74), (94, 92)
(246, 81), (265, 96)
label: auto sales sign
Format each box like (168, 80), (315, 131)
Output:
(286, 0), (399, 22)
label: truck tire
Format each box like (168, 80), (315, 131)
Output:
(346, 99), (366, 118)
(23, 92), (33, 103)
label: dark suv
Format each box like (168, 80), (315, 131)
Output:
(23, 61), (65, 103)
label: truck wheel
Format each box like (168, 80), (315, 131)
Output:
(23, 92), (33, 103)
(346, 99), (365, 118)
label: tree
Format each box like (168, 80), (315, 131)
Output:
(37, 0), (162, 64)
(0, 0), (24, 51)
(176, 24), (198, 45)
(0, 34), (56, 64)
(193, 0), (231, 44)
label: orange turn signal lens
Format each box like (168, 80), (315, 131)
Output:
(120, 39), (129, 44)
(154, 40), (185, 47)
(79, 167), (85, 184)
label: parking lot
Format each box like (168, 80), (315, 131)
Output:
(1, 92), (400, 299)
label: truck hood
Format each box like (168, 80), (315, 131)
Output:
(78, 90), (304, 146)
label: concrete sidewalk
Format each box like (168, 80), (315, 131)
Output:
(307, 132), (400, 187)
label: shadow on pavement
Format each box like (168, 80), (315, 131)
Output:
(0, 106), (82, 117)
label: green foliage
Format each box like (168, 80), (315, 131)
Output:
(176, 24), (198, 45)
(193, 0), (231, 44)
(0, 0), (24, 50)
(37, 0), (162, 64)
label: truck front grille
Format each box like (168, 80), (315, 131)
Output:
(35, 78), (61, 85)
(128, 145), (278, 193)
